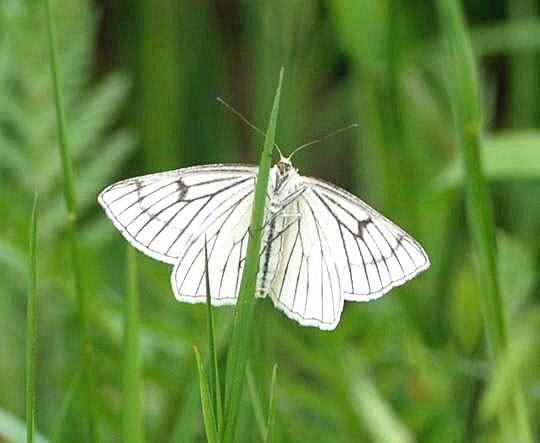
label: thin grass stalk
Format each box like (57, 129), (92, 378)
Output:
(51, 356), (88, 443)
(436, 1), (532, 440)
(26, 194), (38, 443)
(194, 346), (219, 443)
(222, 68), (284, 443)
(246, 364), (267, 441)
(264, 364), (278, 443)
(122, 247), (143, 443)
(204, 241), (223, 435)
(43, 0), (98, 440)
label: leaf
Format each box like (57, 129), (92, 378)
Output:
(193, 346), (218, 443)
(435, 131), (540, 190)
(264, 363), (278, 443)
(222, 67), (284, 443)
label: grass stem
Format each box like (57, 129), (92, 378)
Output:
(26, 194), (38, 443)
(437, 1), (533, 440)
(122, 247), (143, 443)
(222, 67), (284, 443)
(44, 0), (98, 440)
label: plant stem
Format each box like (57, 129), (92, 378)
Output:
(222, 68), (284, 443)
(44, 0), (98, 440)
(26, 194), (38, 443)
(436, 1), (532, 440)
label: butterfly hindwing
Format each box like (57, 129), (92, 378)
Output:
(172, 185), (254, 305)
(267, 194), (343, 330)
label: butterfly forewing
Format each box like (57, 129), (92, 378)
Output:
(98, 165), (257, 265)
(301, 176), (430, 301)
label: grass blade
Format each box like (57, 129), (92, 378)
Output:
(436, 0), (533, 440)
(222, 67), (284, 443)
(245, 364), (267, 441)
(26, 194), (38, 443)
(193, 346), (219, 443)
(51, 357), (88, 443)
(44, 0), (97, 440)
(264, 364), (278, 443)
(204, 241), (223, 435)
(351, 374), (414, 443)
(122, 246), (143, 443)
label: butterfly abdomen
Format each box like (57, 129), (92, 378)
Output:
(256, 205), (285, 297)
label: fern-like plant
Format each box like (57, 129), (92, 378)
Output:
(0, 0), (134, 436)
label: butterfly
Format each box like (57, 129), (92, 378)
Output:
(98, 157), (429, 330)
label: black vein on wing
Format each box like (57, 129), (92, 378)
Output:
(290, 203), (305, 313)
(277, 225), (301, 302)
(311, 189), (362, 294)
(109, 175), (253, 260)
(370, 223), (406, 276)
(175, 189), (253, 298)
(304, 200), (337, 321)
(164, 178), (254, 256)
(106, 173), (239, 208)
(235, 234), (246, 297)
(117, 179), (185, 217)
(360, 226), (391, 288)
(312, 188), (407, 294)
(218, 227), (249, 299)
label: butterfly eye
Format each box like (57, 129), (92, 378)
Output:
(277, 161), (291, 175)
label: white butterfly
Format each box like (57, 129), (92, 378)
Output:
(98, 157), (429, 330)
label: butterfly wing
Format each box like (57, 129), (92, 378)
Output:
(98, 164), (257, 304)
(171, 181), (255, 305)
(302, 176), (430, 301)
(267, 194), (343, 330)
(266, 175), (429, 330)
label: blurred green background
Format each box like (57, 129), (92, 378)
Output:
(1, 0), (540, 441)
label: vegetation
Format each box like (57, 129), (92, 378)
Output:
(0, 0), (539, 441)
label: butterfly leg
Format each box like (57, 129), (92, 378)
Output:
(279, 187), (306, 208)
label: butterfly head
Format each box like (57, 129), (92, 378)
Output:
(276, 157), (294, 174)
(273, 157), (298, 192)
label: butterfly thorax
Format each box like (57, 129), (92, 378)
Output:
(256, 158), (303, 297)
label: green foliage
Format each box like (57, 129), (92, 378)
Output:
(2, 0), (540, 442)
(122, 247), (143, 443)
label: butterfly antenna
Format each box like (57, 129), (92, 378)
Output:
(217, 97), (284, 158)
(288, 123), (359, 160)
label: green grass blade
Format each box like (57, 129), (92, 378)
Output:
(222, 67), (284, 443)
(352, 374), (414, 443)
(193, 346), (219, 443)
(435, 130), (540, 189)
(26, 194), (38, 443)
(264, 364), (278, 443)
(245, 365), (267, 441)
(44, 0), (97, 440)
(204, 241), (223, 435)
(51, 357), (88, 443)
(436, 1), (533, 440)
(122, 246), (143, 443)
